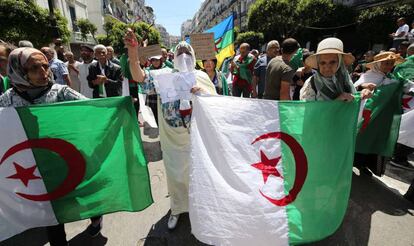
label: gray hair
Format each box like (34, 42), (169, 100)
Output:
(64, 51), (74, 56)
(18, 40), (34, 48)
(93, 44), (107, 53)
(266, 40), (280, 51)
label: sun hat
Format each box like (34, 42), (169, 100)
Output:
(149, 55), (162, 60)
(365, 51), (405, 69)
(305, 37), (355, 69)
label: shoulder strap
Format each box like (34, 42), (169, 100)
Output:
(310, 76), (317, 94)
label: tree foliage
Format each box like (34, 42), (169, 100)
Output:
(236, 31), (264, 50)
(102, 17), (161, 54)
(76, 18), (97, 42)
(248, 0), (296, 41)
(247, 0), (355, 45)
(357, 3), (414, 46)
(0, 0), (70, 47)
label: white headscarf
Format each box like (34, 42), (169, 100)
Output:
(7, 47), (51, 91)
(173, 41), (196, 72)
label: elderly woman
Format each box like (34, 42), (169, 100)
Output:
(0, 48), (103, 244)
(354, 51), (405, 90)
(202, 58), (228, 95)
(354, 52), (413, 176)
(124, 29), (216, 229)
(300, 38), (372, 101)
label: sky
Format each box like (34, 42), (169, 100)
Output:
(146, 0), (204, 36)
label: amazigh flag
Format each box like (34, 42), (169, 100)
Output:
(204, 15), (235, 69)
(189, 96), (360, 245)
(0, 97), (153, 241)
(356, 82), (404, 157)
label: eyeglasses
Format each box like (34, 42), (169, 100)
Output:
(318, 60), (338, 66)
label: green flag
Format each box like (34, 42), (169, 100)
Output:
(356, 82), (403, 156)
(0, 97), (153, 241)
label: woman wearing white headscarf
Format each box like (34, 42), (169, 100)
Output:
(300, 38), (372, 101)
(0, 48), (105, 245)
(124, 29), (216, 229)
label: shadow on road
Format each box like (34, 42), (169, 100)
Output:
(142, 141), (163, 163)
(68, 229), (108, 246)
(142, 211), (209, 246)
(0, 226), (108, 246)
(306, 172), (413, 246)
(141, 172), (413, 246)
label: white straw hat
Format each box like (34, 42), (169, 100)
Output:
(305, 38), (355, 69)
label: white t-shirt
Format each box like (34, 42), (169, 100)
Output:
(65, 61), (81, 92)
(395, 24), (409, 40)
(78, 62), (94, 98)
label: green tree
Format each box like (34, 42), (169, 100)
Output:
(357, 3), (414, 47)
(76, 18), (97, 42)
(96, 34), (111, 46)
(247, 0), (297, 41)
(247, 0), (355, 46)
(102, 17), (161, 54)
(236, 31), (264, 49)
(0, 0), (70, 47)
(295, 0), (356, 47)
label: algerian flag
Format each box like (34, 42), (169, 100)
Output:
(189, 96), (360, 246)
(356, 82), (403, 157)
(0, 97), (153, 241)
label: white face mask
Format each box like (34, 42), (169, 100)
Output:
(175, 53), (195, 72)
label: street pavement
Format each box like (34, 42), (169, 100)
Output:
(1, 123), (414, 246)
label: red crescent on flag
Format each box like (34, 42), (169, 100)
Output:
(252, 132), (308, 206)
(0, 138), (86, 201)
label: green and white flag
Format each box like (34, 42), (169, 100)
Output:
(189, 96), (360, 245)
(356, 82), (403, 157)
(0, 97), (153, 241)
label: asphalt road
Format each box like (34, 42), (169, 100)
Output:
(1, 124), (413, 246)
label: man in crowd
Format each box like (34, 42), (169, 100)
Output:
(106, 46), (121, 65)
(252, 40), (280, 98)
(399, 41), (411, 58)
(40, 47), (72, 87)
(390, 17), (409, 49)
(87, 45), (123, 98)
(352, 50), (375, 81)
(230, 43), (257, 97)
(161, 48), (174, 68)
(78, 44), (95, 98)
(64, 51), (81, 92)
(0, 42), (15, 95)
(263, 38), (299, 100)
(54, 38), (66, 61)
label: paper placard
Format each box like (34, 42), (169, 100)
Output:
(190, 33), (216, 60)
(152, 72), (196, 104)
(138, 44), (162, 60)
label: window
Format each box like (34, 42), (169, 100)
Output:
(69, 6), (78, 32)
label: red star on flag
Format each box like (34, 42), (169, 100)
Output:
(7, 162), (41, 187)
(251, 151), (283, 183)
(402, 96), (413, 109)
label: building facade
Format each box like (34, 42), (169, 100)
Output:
(155, 24), (170, 47)
(36, 0), (96, 44)
(181, 0), (256, 37)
